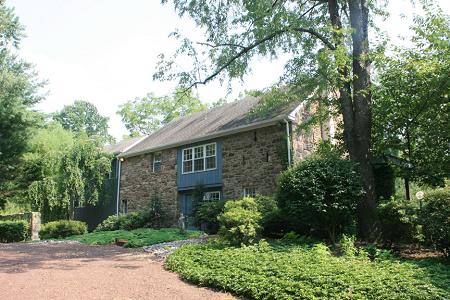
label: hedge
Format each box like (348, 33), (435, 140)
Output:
(39, 220), (87, 239)
(0, 220), (29, 242)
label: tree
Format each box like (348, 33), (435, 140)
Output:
(117, 87), (207, 136)
(53, 100), (114, 144)
(373, 7), (450, 198)
(0, 2), (44, 208)
(156, 0), (383, 238)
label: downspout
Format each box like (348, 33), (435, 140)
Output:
(284, 119), (292, 167)
(116, 157), (122, 216)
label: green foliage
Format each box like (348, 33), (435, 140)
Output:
(377, 198), (422, 245)
(372, 7), (450, 187)
(253, 195), (288, 238)
(373, 162), (396, 200)
(277, 155), (363, 243)
(194, 200), (225, 234)
(66, 228), (201, 248)
(59, 138), (112, 212)
(53, 100), (114, 144)
(0, 220), (29, 242)
(95, 215), (120, 231)
(96, 198), (166, 231)
(0, 2), (44, 193)
(39, 220), (87, 239)
(420, 189), (450, 258)
(339, 234), (357, 257)
(117, 87), (207, 136)
(166, 241), (450, 300)
(217, 197), (262, 245)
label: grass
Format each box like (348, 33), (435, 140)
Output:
(166, 240), (450, 300)
(65, 228), (201, 248)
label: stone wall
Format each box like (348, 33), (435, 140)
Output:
(290, 104), (332, 161)
(120, 149), (178, 226)
(222, 124), (286, 199)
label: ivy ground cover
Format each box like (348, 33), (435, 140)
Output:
(65, 228), (200, 248)
(166, 241), (450, 300)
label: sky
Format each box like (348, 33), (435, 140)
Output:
(6, 0), (450, 140)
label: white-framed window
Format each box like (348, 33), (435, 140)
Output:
(203, 191), (221, 201)
(243, 187), (257, 198)
(182, 143), (216, 174)
(153, 152), (162, 172)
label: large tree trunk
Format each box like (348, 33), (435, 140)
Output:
(348, 0), (378, 239)
(328, 0), (378, 239)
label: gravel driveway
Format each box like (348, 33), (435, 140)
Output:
(0, 242), (235, 300)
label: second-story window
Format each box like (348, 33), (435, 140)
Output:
(153, 152), (162, 172)
(182, 143), (216, 174)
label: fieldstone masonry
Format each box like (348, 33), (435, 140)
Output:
(120, 149), (178, 225)
(222, 124), (286, 199)
(119, 116), (329, 222)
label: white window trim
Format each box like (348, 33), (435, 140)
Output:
(203, 191), (221, 201)
(182, 142), (217, 174)
(153, 152), (162, 172)
(243, 187), (257, 198)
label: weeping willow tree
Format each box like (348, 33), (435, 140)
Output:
(26, 126), (112, 222)
(155, 0), (391, 239)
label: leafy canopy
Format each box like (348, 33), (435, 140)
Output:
(117, 88), (207, 136)
(372, 6), (450, 187)
(53, 100), (114, 144)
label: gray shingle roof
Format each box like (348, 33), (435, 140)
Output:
(103, 135), (147, 155)
(121, 96), (300, 157)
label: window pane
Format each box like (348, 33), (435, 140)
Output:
(154, 152), (162, 162)
(183, 148), (192, 161)
(194, 158), (204, 171)
(204, 191), (220, 201)
(206, 144), (215, 156)
(183, 161), (192, 173)
(206, 156), (216, 169)
(244, 188), (256, 198)
(153, 162), (162, 172)
(194, 146), (204, 159)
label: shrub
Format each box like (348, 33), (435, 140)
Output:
(0, 220), (29, 242)
(420, 189), (450, 258)
(253, 195), (289, 238)
(95, 198), (166, 232)
(95, 215), (120, 231)
(39, 220), (87, 239)
(377, 197), (421, 245)
(194, 200), (225, 234)
(217, 197), (262, 245)
(277, 156), (364, 243)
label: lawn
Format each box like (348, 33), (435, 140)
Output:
(166, 240), (450, 300)
(66, 228), (201, 248)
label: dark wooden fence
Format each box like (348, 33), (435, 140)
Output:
(74, 178), (117, 231)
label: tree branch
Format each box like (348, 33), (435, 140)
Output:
(187, 27), (335, 89)
(196, 41), (246, 49)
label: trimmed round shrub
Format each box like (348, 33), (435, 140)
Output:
(377, 198), (421, 245)
(254, 195), (289, 238)
(276, 156), (364, 243)
(39, 220), (87, 239)
(0, 220), (29, 242)
(218, 197), (262, 245)
(420, 189), (450, 258)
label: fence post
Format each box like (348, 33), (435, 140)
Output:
(29, 212), (41, 240)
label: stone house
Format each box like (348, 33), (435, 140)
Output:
(115, 96), (335, 226)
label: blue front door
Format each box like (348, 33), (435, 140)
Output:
(182, 193), (196, 229)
